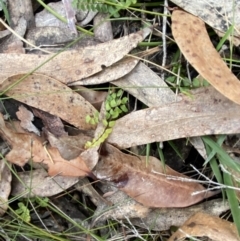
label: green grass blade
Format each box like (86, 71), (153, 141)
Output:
(202, 136), (240, 172)
(223, 171), (240, 236)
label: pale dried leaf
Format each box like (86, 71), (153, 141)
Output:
(168, 212), (240, 241)
(94, 144), (217, 208)
(0, 160), (11, 216)
(172, 10), (240, 105)
(170, 0), (240, 40)
(11, 169), (79, 197)
(70, 57), (139, 86)
(16, 105), (40, 136)
(108, 87), (240, 148)
(0, 74), (97, 130)
(113, 62), (180, 107)
(0, 28), (151, 84)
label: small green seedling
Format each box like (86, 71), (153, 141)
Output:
(85, 88), (128, 148)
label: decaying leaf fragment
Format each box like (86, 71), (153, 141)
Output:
(0, 74), (97, 130)
(0, 28), (151, 85)
(94, 144), (217, 208)
(16, 105), (40, 136)
(0, 159), (11, 216)
(168, 212), (240, 241)
(11, 169), (79, 197)
(172, 10), (240, 105)
(0, 113), (91, 176)
(108, 87), (240, 148)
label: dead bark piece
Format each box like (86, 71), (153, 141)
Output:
(168, 212), (240, 241)
(94, 144), (217, 208)
(132, 199), (230, 231)
(0, 28), (151, 84)
(108, 87), (240, 148)
(172, 10), (240, 105)
(0, 74), (97, 130)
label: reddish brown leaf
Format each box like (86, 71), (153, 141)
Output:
(172, 10), (240, 105)
(0, 113), (91, 176)
(94, 144), (217, 208)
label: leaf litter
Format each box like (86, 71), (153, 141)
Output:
(94, 144), (217, 208)
(172, 9), (240, 105)
(0, 28), (151, 85)
(0, 3), (239, 237)
(108, 86), (240, 148)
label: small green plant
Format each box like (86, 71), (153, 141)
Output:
(85, 88), (128, 148)
(15, 202), (31, 222)
(72, 0), (137, 18)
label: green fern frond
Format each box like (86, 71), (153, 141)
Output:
(72, 0), (137, 18)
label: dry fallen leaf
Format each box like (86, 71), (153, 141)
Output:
(11, 169), (79, 197)
(108, 87), (240, 148)
(0, 159), (12, 216)
(33, 108), (68, 137)
(16, 105), (40, 136)
(73, 86), (108, 111)
(0, 113), (91, 176)
(172, 10), (240, 105)
(47, 131), (91, 160)
(0, 74), (97, 130)
(113, 62), (180, 107)
(94, 144), (217, 208)
(170, 0), (240, 42)
(168, 212), (240, 241)
(92, 181), (230, 231)
(0, 28), (151, 85)
(70, 57), (139, 86)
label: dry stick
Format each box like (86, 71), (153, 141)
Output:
(161, 0), (168, 80)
